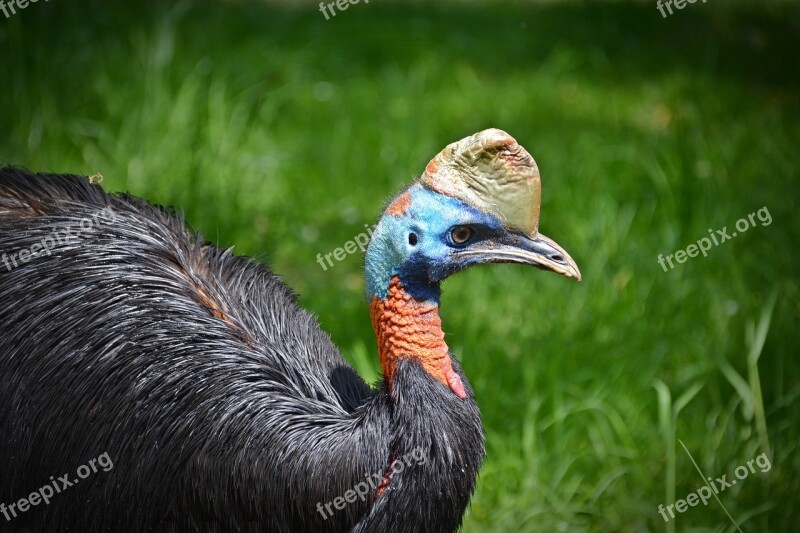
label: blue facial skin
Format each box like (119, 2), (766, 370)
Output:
(365, 184), (507, 304)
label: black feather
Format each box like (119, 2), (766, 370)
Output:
(0, 167), (484, 533)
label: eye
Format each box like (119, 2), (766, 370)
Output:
(408, 233), (418, 246)
(450, 226), (475, 245)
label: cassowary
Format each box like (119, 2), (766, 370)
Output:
(0, 129), (580, 532)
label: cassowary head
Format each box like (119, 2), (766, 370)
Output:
(365, 128), (581, 302)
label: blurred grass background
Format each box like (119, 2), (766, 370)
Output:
(1, 0), (799, 531)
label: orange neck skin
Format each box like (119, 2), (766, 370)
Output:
(369, 276), (466, 400)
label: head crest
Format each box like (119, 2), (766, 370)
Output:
(420, 128), (541, 236)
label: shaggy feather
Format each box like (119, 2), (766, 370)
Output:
(0, 167), (484, 533)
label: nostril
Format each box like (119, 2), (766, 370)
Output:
(552, 254), (564, 262)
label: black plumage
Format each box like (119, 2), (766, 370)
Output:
(0, 166), (484, 533)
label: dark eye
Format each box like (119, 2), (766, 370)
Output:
(408, 233), (418, 246)
(450, 226), (474, 245)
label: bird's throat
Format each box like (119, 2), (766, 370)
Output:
(369, 276), (466, 399)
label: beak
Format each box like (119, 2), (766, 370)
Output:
(450, 231), (582, 281)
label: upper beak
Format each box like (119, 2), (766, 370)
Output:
(451, 232), (582, 281)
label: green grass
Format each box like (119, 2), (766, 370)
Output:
(2, 0), (799, 531)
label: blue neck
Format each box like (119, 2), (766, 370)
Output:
(364, 187), (442, 304)
(364, 218), (441, 304)
(365, 184), (497, 304)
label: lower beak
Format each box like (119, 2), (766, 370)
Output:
(454, 232), (582, 281)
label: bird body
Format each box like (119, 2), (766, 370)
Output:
(0, 129), (579, 532)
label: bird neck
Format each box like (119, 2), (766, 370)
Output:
(368, 275), (466, 399)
